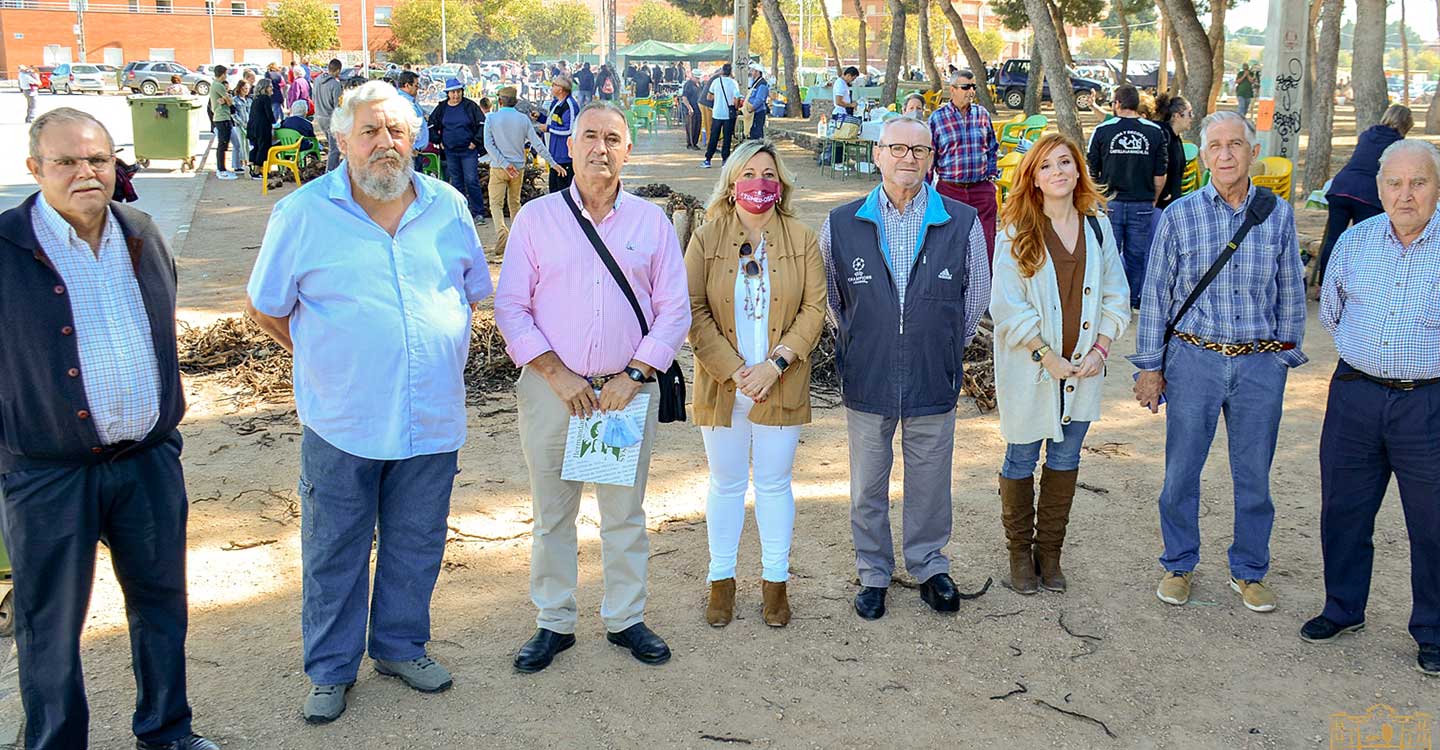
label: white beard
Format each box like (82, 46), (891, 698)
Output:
(353, 150), (412, 201)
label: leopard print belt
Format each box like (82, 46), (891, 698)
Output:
(1175, 331), (1295, 357)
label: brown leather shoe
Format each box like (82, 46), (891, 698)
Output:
(761, 580), (791, 627)
(1034, 467), (1079, 592)
(706, 578), (736, 627)
(998, 474), (1039, 594)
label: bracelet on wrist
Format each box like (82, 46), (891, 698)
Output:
(1093, 343), (1109, 360)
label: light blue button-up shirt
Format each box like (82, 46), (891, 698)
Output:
(247, 162), (493, 460)
(400, 89), (430, 151)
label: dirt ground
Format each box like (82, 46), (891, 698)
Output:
(68, 108), (1437, 749)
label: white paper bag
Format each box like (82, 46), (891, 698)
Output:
(560, 393), (650, 487)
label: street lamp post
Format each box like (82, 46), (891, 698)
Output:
(440, 0), (448, 63)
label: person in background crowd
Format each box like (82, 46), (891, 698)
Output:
(833, 66), (859, 118)
(703, 63), (740, 169)
(209, 65), (238, 180)
(929, 70), (1000, 260)
(165, 74), (188, 95)
(1315, 104), (1413, 287)
(1133, 111), (1307, 613)
(18, 64), (38, 123)
(266, 63), (286, 122)
(902, 93), (926, 118)
(540, 75), (578, 194)
(1236, 62), (1259, 118)
(248, 77), (276, 176)
(991, 133), (1130, 595)
(247, 81), (491, 725)
(1151, 93), (1194, 211)
(285, 64), (312, 117)
(681, 68), (703, 150)
(495, 101), (691, 675)
(686, 140), (827, 629)
(396, 71), (431, 170)
(427, 78), (489, 225)
(313, 59), (344, 172)
(747, 67), (770, 139)
(633, 63), (653, 99)
(231, 79), (255, 179)
(484, 85), (559, 257)
(1308, 138), (1440, 678)
(598, 64), (618, 101)
(1088, 84), (1167, 309)
(280, 100), (317, 151)
(820, 117), (991, 621)
(575, 62), (596, 108)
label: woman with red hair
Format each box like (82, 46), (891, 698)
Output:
(990, 133), (1131, 595)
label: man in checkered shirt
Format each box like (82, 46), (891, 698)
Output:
(1304, 139), (1440, 677)
(0, 109), (219, 750)
(928, 69), (1000, 261)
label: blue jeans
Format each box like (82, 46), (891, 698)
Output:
(1000, 417), (1091, 479)
(1157, 339), (1288, 579)
(444, 148), (486, 218)
(298, 428), (457, 685)
(1238, 97), (1252, 117)
(1108, 200), (1157, 308)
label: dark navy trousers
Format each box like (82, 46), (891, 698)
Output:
(0, 431), (193, 750)
(1319, 361), (1440, 646)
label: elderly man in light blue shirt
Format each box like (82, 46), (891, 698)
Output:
(245, 81), (492, 725)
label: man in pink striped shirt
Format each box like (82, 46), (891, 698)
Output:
(495, 101), (691, 674)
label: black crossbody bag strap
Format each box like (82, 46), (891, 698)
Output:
(1162, 189), (1277, 364)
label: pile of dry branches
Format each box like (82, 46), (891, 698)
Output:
(806, 321), (996, 412)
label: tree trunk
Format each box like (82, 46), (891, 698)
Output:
(1206, 0), (1225, 110)
(1303, 0), (1321, 134)
(1170, 17), (1187, 95)
(1427, 0), (1440, 133)
(1157, 8), (1169, 92)
(821, 2), (842, 74)
(1401, 0), (1411, 106)
(938, 0), (997, 113)
(850, 0), (868, 73)
(881, 0), (907, 109)
(1161, 0), (1211, 136)
(918, 0), (942, 92)
(1304, 0), (1343, 193)
(1024, 0), (1083, 143)
(1025, 40), (1044, 115)
(761, 0), (803, 117)
(1048, 0), (1074, 68)
(1119, 7), (1131, 84)
(1352, 0), (1388, 132)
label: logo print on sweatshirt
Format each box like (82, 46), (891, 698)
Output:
(1110, 131), (1148, 155)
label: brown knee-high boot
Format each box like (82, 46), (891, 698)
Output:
(998, 474), (1039, 594)
(1034, 467), (1079, 592)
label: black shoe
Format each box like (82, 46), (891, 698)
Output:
(1418, 643), (1440, 676)
(513, 628), (576, 673)
(606, 622), (671, 665)
(136, 735), (220, 750)
(1299, 615), (1365, 643)
(854, 586), (887, 620)
(919, 573), (961, 613)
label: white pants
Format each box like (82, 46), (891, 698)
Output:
(700, 393), (802, 582)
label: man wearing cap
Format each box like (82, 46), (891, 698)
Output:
(483, 85), (560, 257)
(427, 77), (489, 224)
(539, 75), (578, 194)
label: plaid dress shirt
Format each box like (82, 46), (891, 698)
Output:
(1320, 211), (1440, 380)
(32, 196), (161, 444)
(1128, 182), (1308, 371)
(929, 102), (1000, 183)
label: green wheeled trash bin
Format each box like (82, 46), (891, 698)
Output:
(0, 534), (12, 638)
(127, 94), (207, 172)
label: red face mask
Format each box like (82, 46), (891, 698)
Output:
(734, 177), (781, 214)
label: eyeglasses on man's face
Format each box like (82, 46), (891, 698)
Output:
(877, 143), (934, 159)
(953, 83), (976, 91)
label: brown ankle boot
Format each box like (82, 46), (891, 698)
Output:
(761, 581), (791, 627)
(1034, 467), (1079, 592)
(998, 474), (1039, 595)
(706, 578), (736, 627)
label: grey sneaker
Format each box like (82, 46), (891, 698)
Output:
(374, 655), (453, 693)
(302, 682), (352, 724)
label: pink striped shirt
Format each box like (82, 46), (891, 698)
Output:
(495, 183), (691, 377)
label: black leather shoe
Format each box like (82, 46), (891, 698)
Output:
(1299, 615), (1365, 643)
(606, 622), (671, 665)
(513, 628), (576, 673)
(920, 573), (961, 613)
(1418, 643), (1440, 676)
(854, 586), (887, 620)
(136, 735), (219, 750)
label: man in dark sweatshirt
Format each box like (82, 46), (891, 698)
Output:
(1087, 84), (1168, 308)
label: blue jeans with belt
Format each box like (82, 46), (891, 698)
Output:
(299, 428), (457, 685)
(1156, 339), (1289, 579)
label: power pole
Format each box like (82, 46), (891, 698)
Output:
(441, 0), (448, 63)
(361, 0), (369, 65)
(608, 0), (618, 66)
(733, 0), (751, 101)
(75, 0), (87, 62)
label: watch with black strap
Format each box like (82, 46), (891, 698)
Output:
(623, 366), (648, 383)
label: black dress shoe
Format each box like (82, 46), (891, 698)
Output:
(607, 622), (671, 665)
(513, 628), (576, 673)
(1418, 643), (1440, 676)
(136, 735), (219, 750)
(854, 586), (887, 620)
(920, 573), (961, 613)
(1299, 615), (1365, 643)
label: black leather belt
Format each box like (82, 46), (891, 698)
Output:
(1338, 361), (1440, 391)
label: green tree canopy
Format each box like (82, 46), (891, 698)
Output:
(1101, 0), (1156, 41)
(388, 0), (479, 64)
(1079, 35), (1117, 58)
(627, 0), (701, 43)
(972, 29), (1004, 63)
(990, 0), (1104, 33)
(1127, 29), (1158, 60)
(514, 0), (594, 57)
(261, 0), (340, 60)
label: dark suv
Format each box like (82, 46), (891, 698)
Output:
(991, 58), (1107, 112)
(122, 61), (212, 96)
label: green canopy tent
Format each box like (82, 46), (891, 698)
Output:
(616, 40), (754, 63)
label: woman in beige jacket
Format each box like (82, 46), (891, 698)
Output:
(685, 140), (827, 628)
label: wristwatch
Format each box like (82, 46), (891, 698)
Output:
(770, 353), (791, 374)
(1031, 345), (1052, 363)
(623, 366), (647, 383)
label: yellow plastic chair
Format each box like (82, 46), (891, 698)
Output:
(994, 113), (1023, 140)
(262, 128), (304, 195)
(1252, 156), (1293, 200)
(995, 151), (1024, 205)
(922, 89), (943, 113)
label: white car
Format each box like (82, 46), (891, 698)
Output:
(51, 63), (113, 94)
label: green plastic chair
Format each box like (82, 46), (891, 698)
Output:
(1018, 114), (1049, 144)
(275, 127), (322, 165)
(630, 103), (657, 135)
(418, 151), (444, 181)
(999, 114), (1045, 153)
(1182, 142), (1199, 163)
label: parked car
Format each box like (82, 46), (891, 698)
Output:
(36, 65), (56, 92)
(477, 60), (518, 82)
(123, 60), (212, 95)
(95, 64), (123, 90)
(992, 58), (1107, 111)
(51, 63), (113, 94)
(425, 62), (466, 81)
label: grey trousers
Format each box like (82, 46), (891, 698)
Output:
(846, 407), (956, 588)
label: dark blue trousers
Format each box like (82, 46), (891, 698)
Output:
(1107, 199), (1157, 308)
(443, 149), (487, 219)
(1319, 361), (1440, 646)
(0, 432), (193, 750)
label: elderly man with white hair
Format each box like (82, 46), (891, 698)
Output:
(1131, 110), (1307, 613)
(1304, 138), (1440, 677)
(820, 116), (990, 620)
(245, 81), (493, 723)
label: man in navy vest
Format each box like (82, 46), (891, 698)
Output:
(819, 116), (991, 620)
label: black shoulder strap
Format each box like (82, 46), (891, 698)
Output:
(560, 190), (650, 337)
(1164, 188), (1278, 344)
(1086, 214), (1103, 246)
